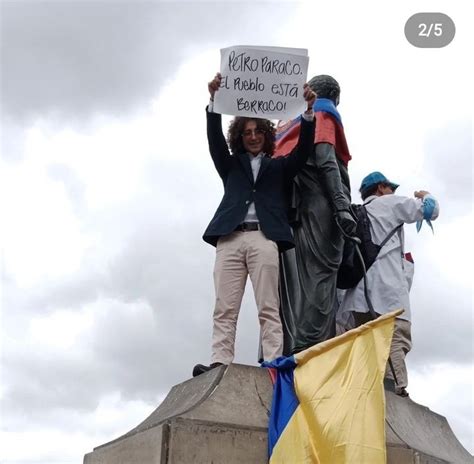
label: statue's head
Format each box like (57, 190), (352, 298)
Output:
(308, 75), (340, 106)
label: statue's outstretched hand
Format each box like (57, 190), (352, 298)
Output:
(336, 210), (357, 237)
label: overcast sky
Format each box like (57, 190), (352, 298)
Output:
(1, 1), (472, 463)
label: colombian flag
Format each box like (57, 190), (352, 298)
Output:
(264, 310), (402, 464)
(273, 97), (351, 166)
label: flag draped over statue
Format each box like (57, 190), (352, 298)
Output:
(263, 309), (402, 464)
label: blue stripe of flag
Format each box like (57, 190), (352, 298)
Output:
(262, 356), (299, 458)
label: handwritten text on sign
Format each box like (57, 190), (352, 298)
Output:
(214, 46), (309, 119)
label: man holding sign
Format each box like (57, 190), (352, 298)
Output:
(192, 73), (316, 377)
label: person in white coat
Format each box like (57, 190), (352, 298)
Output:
(338, 171), (439, 396)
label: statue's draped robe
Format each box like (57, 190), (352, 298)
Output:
(274, 100), (351, 354)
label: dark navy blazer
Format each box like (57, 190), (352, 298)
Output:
(203, 110), (315, 251)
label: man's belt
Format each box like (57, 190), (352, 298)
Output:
(235, 222), (261, 232)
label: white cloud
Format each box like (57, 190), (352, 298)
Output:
(1, 155), (90, 287)
(28, 308), (94, 349)
(1, 392), (162, 464)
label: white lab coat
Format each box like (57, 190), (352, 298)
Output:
(338, 193), (439, 322)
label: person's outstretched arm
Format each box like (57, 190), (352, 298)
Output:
(280, 83), (316, 177)
(206, 72), (231, 180)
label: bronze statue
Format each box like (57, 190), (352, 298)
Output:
(274, 75), (356, 354)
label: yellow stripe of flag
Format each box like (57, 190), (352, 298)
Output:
(270, 309), (402, 464)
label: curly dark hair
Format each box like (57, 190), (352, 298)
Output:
(308, 74), (340, 105)
(227, 117), (276, 156)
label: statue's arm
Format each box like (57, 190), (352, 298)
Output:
(314, 142), (356, 235)
(280, 116), (316, 178)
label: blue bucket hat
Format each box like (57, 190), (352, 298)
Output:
(359, 171), (399, 195)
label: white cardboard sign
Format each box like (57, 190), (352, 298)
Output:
(214, 45), (309, 120)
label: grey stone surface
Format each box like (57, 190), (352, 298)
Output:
(84, 425), (166, 464)
(387, 446), (450, 464)
(167, 420), (267, 464)
(385, 390), (473, 464)
(179, 363), (272, 428)
(83, 363), (473, 464)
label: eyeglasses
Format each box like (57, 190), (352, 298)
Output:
(242, 129), (265, 138)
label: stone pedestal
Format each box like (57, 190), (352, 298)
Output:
(83, 363), (472, 464)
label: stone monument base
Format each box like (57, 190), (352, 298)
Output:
(83, 363), (472, 464)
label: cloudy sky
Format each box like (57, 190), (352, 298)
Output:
(0, 1), (472, 462)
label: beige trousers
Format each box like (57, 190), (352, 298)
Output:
(385, 318), (412, 389)
(353, 312), (412, 389)
(211, 231), (283, 364)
